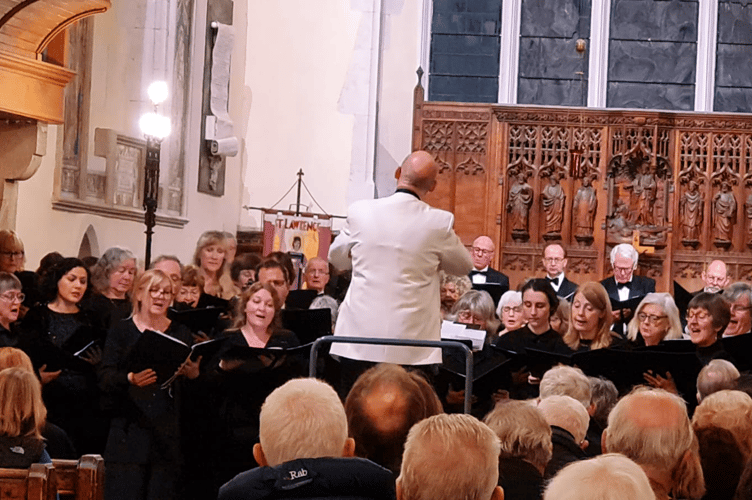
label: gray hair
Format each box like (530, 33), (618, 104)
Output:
(626, 292), (683, 342)
(697, 360), (741, 402)
(544, 454), (655, 500)
(723, 282), (752, 304)
(0, 272), (22, 295)
(538, 395), (589, 444)
(610, 244), (638, 269)
(90, 247), (136, 294)
(496, 290), (522, 317)
(449, 290), (501, 342)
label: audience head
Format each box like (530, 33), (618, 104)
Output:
(234, 281), (282, 332)
(0, 230), (25, 273)
(193, 230), (227, 278)
(483, 399), (553, 473)
(540, 365), (592, 411)
(395, 150), (440, 199)
(230, 253), (261, 292)
(692, 390), (752, 461)
(687, 292), (731, 347)
(520, 278), (558, 333)
(450, 290), (500, 343)
(131, 269), (173, 316)
(588, 376), (618, 430)
(542, 243), (567, 278)
(696, 359), (740, 402)
(345, 363), (442, 474)
(91, 247), (137, 299)
(627, 293), (683, 346)
(0, 347), (33, 372)
(603, 387), (704, 500)
(397, 413), (502, 500)
(496, 290), (524, 332)
(610, 244), (639, 284)
(564, 281), (613, 350)
(0, 367), (46, 439)
(543, 454), (655, 500)
(702, 260), (730, 293)
(470, 236), (495, 271)
(304, 257), (330, 293)
(440, 272), (472, 315)
(694, 426), (745, 500)
(176, 264), (204, 307)
(550, 297), (570, 336)
(255, 378), (353, 467)
(151, 255), (183, 294)
(43, 257), (90, 305)
(722, 282), (752, 337)
(0, 272), (23, 329)
(537, 395), (589, 446)
(256, 258), (291, 304)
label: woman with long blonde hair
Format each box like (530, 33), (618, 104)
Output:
(563, 282), (616, 351)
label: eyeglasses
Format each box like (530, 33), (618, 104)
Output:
(543, 257), (564, 263)
(638, 313), (667, 324)
(0, 251), (24, 259)
(502, 306), (523, 314)
(613, 266), (632, 273)
(472, 247), (493, 256)
(148, 288), (173, 298)
(307, 269), (329, 276)
(730, 304), (752, 314)
(686, 311), (710, 322)
(0, 292), (24, 302)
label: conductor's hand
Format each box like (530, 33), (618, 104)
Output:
(128, 369), (157, 387)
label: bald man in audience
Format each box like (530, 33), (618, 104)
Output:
(397, 413), (503, 500)
(484, 400), (552, 500)
(722, 282), (752, 337)
(344, 363), (442, 475)
(544, 454), (655, 500)
(696, 359), (740, 402)
(602, 388), (705, 500)
(218, 378), (395, 500)
(538, 395), (589, 479)
(330, 150), (472, 367)
(699, 260), (730, 294)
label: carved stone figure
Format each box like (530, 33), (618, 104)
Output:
(541, 173), (565, 236)
(679, 180), (703, 244)
(506, 173), (533, 239)
(632, 162), (657, 226)
(573, 175), (597, 241)
(713, 181), (736, 244)
(746, 192), (752, 234)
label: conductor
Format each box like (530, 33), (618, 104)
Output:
(329, 150), (473, 366)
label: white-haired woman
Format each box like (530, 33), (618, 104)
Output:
(626, 292), (683, 347)
(496, 290), (524, 336)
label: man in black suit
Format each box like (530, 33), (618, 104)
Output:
(542, 243), (577, 301)
(469, 236), (510, 295)
(600, 243), (655, 334)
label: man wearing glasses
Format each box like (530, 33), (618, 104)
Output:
(541, 243), (577, 300)
(601, 243), (655, 335)
(468, 236), (509, 292)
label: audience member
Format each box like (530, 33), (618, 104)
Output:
(697, 360), (740, 402)
(542, 243), (577, 300)
(0, 367), (51, 467)
(543, 454), (655, 500)
(397, 413), (503, 500)
(602, 387), (705, 500)
(695, 426), (745, 500)
(587, 376), (618, 455)
(538, 395), (589, 478)
(219, 378), (395, 500)
(344, 363), (442, 475)
(722, 283), (752, 338)
(540, 365), (592, 410)
(692, 390), (752, 462)
(484, 400), (552, 500)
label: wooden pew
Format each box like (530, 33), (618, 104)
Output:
(0, 462), (54, 500)
(51, 455), (104, 500)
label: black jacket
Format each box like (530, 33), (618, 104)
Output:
(218, 457), (396, 500)
(544, 426), (587, 480)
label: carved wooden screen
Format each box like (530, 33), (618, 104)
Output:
(412, 83), (752, 292)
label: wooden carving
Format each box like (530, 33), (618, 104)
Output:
(506, 172), (533, 242)
(679, 180), (703, 247)
(573, 174), (597, 245)
(541, 172), (565, 239)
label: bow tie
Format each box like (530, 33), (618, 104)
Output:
(617, 281), (632, 290)
(470, 270), (486, 276)
(546, 276), (560, 286)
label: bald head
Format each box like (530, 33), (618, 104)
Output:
(471, 236), (495, 270)
(702, 260), (729, 293)
(396, 151), (439, 197)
